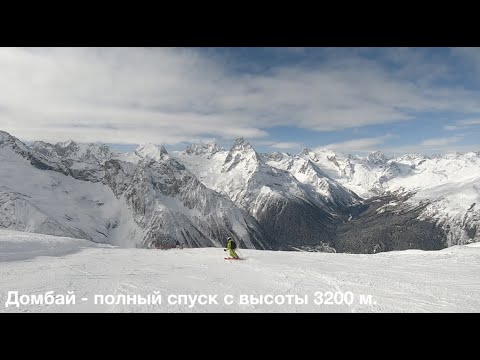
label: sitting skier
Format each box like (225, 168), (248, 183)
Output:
(224, 237), (239, 259)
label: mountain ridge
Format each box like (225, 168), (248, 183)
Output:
(1, 130), (478, 252)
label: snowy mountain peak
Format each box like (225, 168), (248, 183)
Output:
(263, 151), (286, 162)
(305, 148), (344, 166)
(231, 137), (252, 150)
(30, 140), (113, 167)
(58, 139), (76, 147)
(302, 148), (321, 162)
(135, 143), (169, 162)
(229, 138), (261, 157)
(440, 152), (476, 160)
(0, 130), (14, 142)
(315, 148), (339, 157)
(31, 141), (57, 157)
(32, 140), (52, 147)
(54, 140), (80, 155)
(0, 130), (19, 145)
(0, 130), (31, 155)
(223, 138), (263, 172)
(366, 151), (388, 165)
(55, 140), (110, 153)
(185, 143), (222, 157)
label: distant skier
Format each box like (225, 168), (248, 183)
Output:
(224, 237), (239, 259)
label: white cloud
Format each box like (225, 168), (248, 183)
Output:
(458, 119), (480, 126)
(420, 136), (463, 147)
(1, 47), (480, 145)
(317, 135), (474, 157)
(444, 118), (480, 131)
(383, 136), (470, 156)
(269, 142), (303, 150)
(444, 125), (459, 131)
(316, 134), (394, 153)
(249, 140), (303, 151)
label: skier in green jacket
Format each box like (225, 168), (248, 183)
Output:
(224, 237), (239, 259)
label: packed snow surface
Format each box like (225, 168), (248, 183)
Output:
(1, 229), (478, 313)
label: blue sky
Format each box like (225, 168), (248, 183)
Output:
(1, 47), (480, 156)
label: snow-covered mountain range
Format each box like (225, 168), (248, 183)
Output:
(298, 147), (480, 247)
(1, 130), (478, 252)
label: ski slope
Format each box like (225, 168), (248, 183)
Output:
(0, 229), (479, 313)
